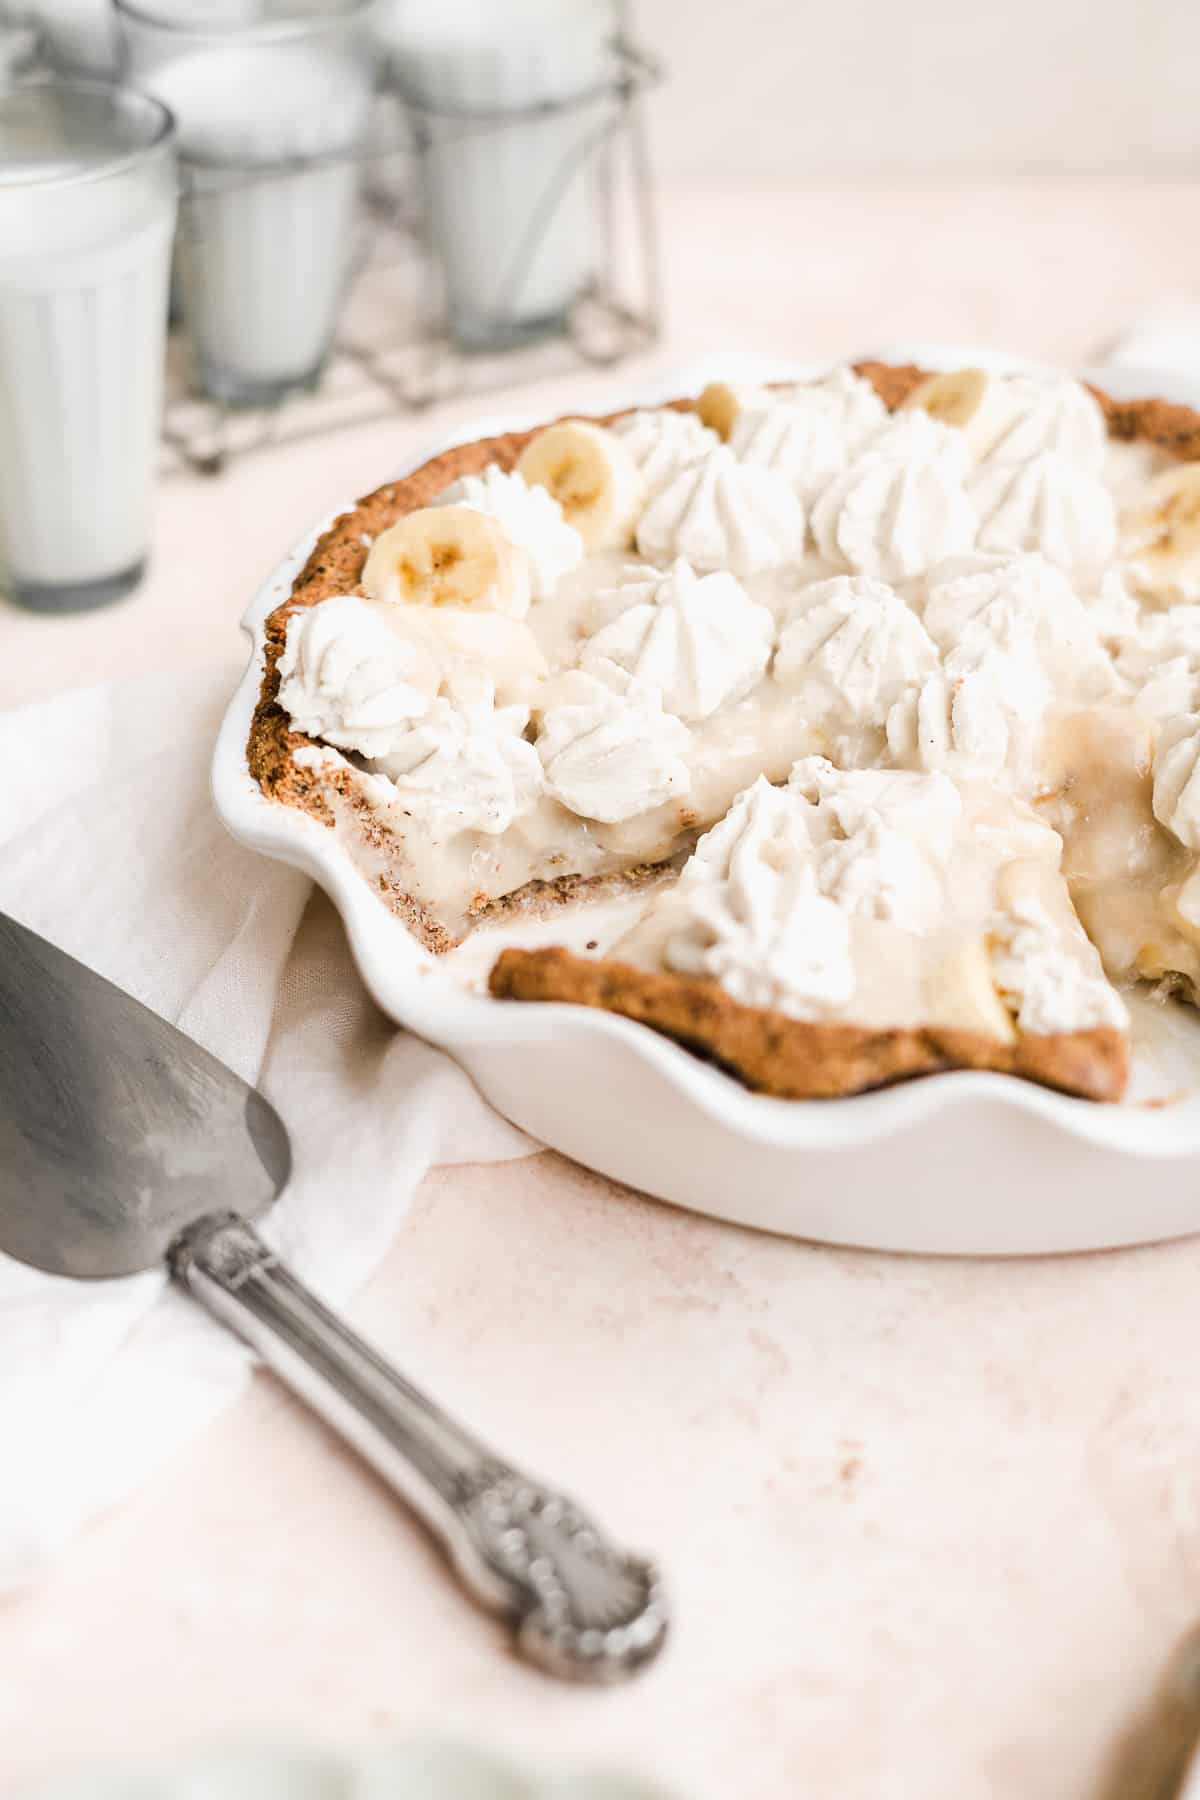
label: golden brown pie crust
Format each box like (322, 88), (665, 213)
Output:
(245, 361), (1197, 1100)
(488, 948), (1130, 1104)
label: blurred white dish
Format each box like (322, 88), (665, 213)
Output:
(213, 351), (1200, 1257)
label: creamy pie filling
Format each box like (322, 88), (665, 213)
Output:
(611, 766), (1121, 1036)
(272, 366), (1200, 1052)
(287, 551), (837, 938)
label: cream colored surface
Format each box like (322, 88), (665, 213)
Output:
(636, 0), (1200, 178)
(7, 184), (1200, 1798)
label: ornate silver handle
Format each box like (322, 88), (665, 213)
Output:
(169, 1212), (667, 1683)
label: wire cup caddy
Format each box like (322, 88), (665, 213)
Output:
(162, 35), (663, 477)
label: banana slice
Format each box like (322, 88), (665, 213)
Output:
(901, 368), (1017, 459)
(1120, 464), (1200, 603)
(362, 505), (532, 618)
(926, 936), (1017, 1042)
(515, 420), (645, 551)
(696, 380), (770, 442)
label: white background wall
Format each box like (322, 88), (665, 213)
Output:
(632, 0), (1200, 179)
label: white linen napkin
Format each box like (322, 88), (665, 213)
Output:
(0, 659), (534, 1590)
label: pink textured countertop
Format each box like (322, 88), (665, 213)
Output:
(6, 184), (1200, 1798)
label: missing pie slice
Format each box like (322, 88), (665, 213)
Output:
(246, 360), (1200, 1103)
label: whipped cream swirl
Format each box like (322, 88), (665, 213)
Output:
(1152, 713), (1200, 849)
(971, 451), (1117, 568)
(860, 410), (973, 472)
(789, 756), (963, 857)
(376, 686), (543, 835)
(923, 552), (1112, 697)
(1116, 605), (1200, 721)
(730, 399), (848, 506)
(789, 756), (962, 934)
(277, 594), (440, 760)
(635, 445), (807, 578)
(663, 776), (855, 1017)
(990, 893), (1128, 1033)
(886, 644), (1051, 788)
(663, 757), (964, 1014)
(1087, 568), (1143, 644)
(785, 366), (888, 447)
(774, 575), (938, 741)
(810, 410), (977, 582)
(581, 558), (774, 722)
(611, 408), (719, 505)
(536, 670), (691, 823)
(433, 464), (583, 601)
(983, 374), (1108, 474)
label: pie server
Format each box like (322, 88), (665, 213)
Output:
(0, 910), (667, 1683)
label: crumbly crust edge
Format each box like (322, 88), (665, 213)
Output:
(488, 947), (1131, 1104)
(244, 360), (1195, 1098)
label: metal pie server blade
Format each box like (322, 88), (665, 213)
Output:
(0, 911), (667, 1683)
(0, 910), (288, 1279)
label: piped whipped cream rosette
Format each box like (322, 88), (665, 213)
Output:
(809, 410), (978, 582)
(861, 409), (974, 472)
(970, 451), (1117, 569)
(793, 366), (891, 446)
(274, 592), (545, 832)
(885, 650), (1051, 791)
(276, 593), (441, 760)
(985, 373), (1109, 473)
(787, 756), (962, 935)
(534, 669), (692, 825)
(374, 689), (544, 836)
(773, 575), (939, 756)
(579, 559), (775, 722)
(922, 552), (1116, 700)
(904, 368), (1108, 472)
(610, 408), (719, 506)
(698, 365), (886, 448)
(1115, 604), (1200, 720)
(729, 399), (850, 507)
(655, 776), (856, 1018)
(636, 445), (807, 578)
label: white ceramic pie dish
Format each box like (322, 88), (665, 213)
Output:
(213, 351), (1200, 1257)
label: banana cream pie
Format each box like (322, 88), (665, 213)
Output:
(247, 360), (1200, 1103)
